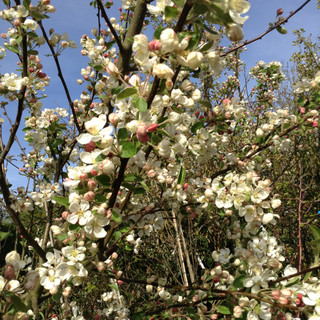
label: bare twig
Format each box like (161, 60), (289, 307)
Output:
(221, 0), (312, 57)
(38, 21), (81, 133)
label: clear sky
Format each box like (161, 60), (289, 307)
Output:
(0, 0), (319, 187)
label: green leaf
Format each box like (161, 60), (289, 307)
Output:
(276, 26), (287, 34)
(310, 225), (320, 239)
(95, 153), (106, 162)
(113, 231), (122, 240)
(0, 231), (10, 241)
(186, 307), (196, 317)
(177, 166), (186, 185)
(109, 283), (119, 291)
(52, 289), (62, 302)
(132, 312), (146, 320)
(199, 100), (212, 108)
(6, 293), (29, 312)
(171, 105), (184, 113)
(200, 40), (214, 52)
(30, 11), (49, 20)
(154, 26), (165, 39)
(120, 142), (138, 158)
(117, 128), (128, 145)
(191, 121), (204, 134)
(134, 187), (145, 195)
(4, 44), (20, 54)
(117, 87), (137, 99)
(172, 0), (184, 7)
(233, 274), (246, 288)
(95, 174), (111, 186)
(23, 0), (31, 8)
(136, 98), (148, 112)
(95, 194), (107, 203)
(122, 182), (136, 192)
(124, 174), (143, 182)
(111, 210), (122, 223)
(164, 5), (179, 18)
(52, 196), (69, 207)
(217, 305), (231, 315)
(57, 233), (69, 241)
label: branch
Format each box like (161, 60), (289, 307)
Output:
(116, 0), (148, 74)
(96, 0), (125, 57)
(269, 264), (320, 286)
(38, 21), (81, 133)
(221, 0), (312, 57)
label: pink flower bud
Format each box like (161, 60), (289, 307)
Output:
(148, 40), (162, 51)
(91, 169), (98, 176)
(147, 123), (158, 132)
(50, 287), (58, 295)
(111, 252), (118, 260)
(87, 179), (97, 189)
(280, 288), (292, 298)
(62, 211), (69, 219)
(300, 107), (305, 114)
(84, 191), (95, 202)
(79, 173), (88, 182)
(312, 120), (318, 127)
(278, 296), (288, 305)
(117, 280), (124, 285)
(4, 264), (15, 280)
(108, 113), (119, 127)
(136, 123), (149, 143)
(271, 290), (280, 300)
(277, 8), (284, 16)
(84, 141), (96, 152)
(62, 286), (72, 297)
(14, 19), (20, 27)
(96, 261), (106, 271)
(136, 123), (147, 136)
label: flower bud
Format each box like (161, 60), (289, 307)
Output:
(226, 24), (244, 41)
(84, 141), (96, 152)
(148, 40), (161, 51)
(4, 264), (15, 280)
(84, 191), (95, 202)
(108, 113), (119, 127)
(147, 123), (158, 132)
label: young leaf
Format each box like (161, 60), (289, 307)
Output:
(124, 174), (143, 182)
(177, 166), (186, 185)
(95, 174), (111, 186)
(136, 98), (148, 112)
(4, 44), (20, 54)
(117, 88), (137, 99)
(164, 6), (179, 18)
(0, 231), (10, 241)
(111, 210), (122, 223)
(233, 274), (246, 288)
(218, 305), (231, 315)
(120, 142), (138, 158)
(52, 196), (69, 207)
(191, 121), (204, 134)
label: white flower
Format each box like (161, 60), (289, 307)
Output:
(77, 114), (112, 144)
(153, 63), (174, 79)
(5, 251), (25, 271)
(62, 246), (86, 262)
(185, 52), (204, 69)
(24, 19), (38, 30)
(160, 28), (177, 53)
(40, 268), (61, 290)
(67, 200), (92, 225)
(132, 34), (149, 66)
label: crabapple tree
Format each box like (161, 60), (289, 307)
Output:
(0, 0), (320, 319)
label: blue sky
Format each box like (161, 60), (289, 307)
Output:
(0, 0), (319, 187)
